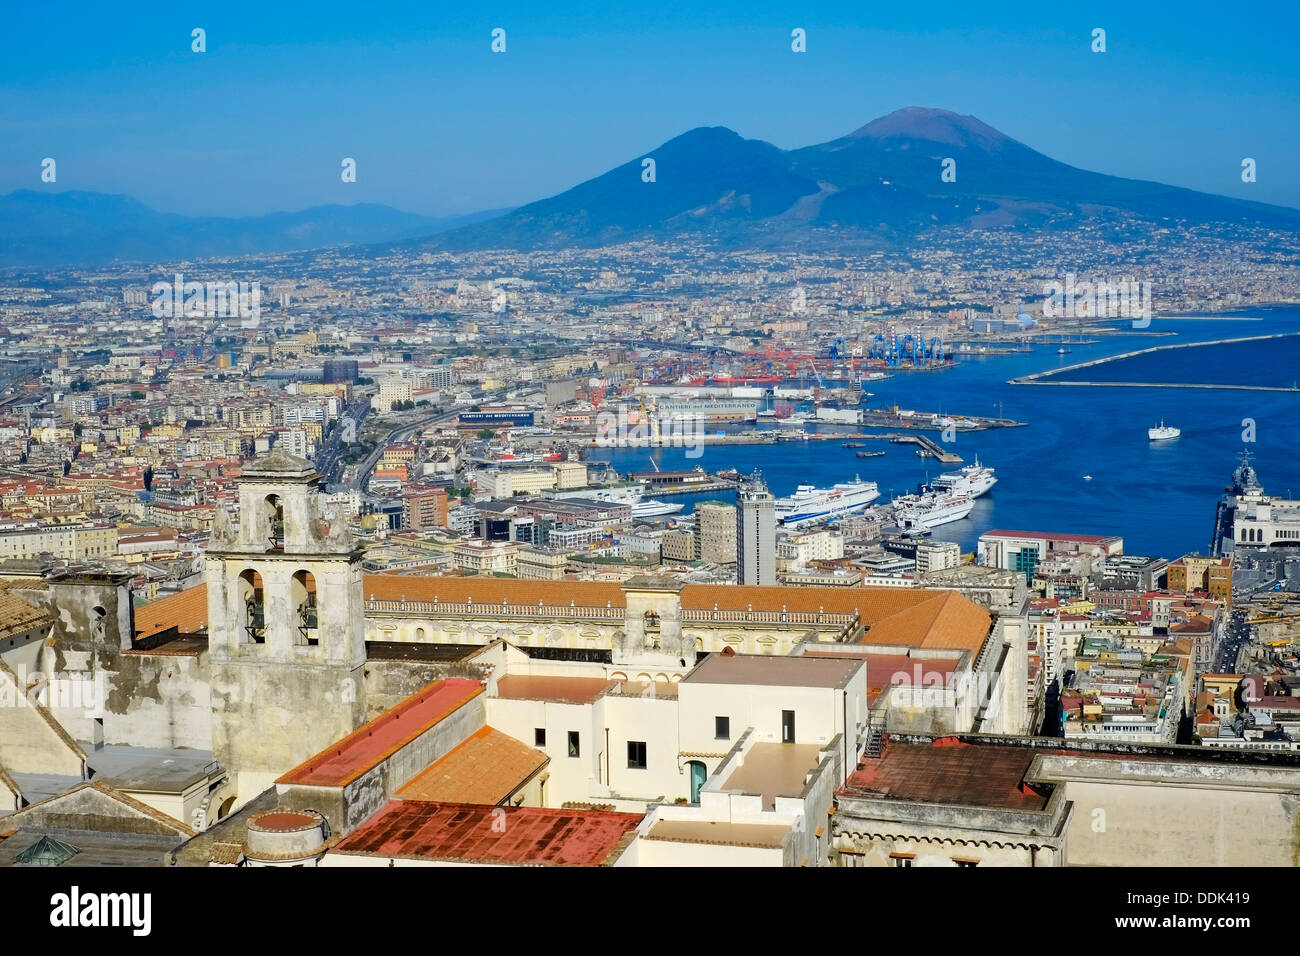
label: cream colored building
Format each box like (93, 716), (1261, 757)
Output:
(452, 539), (521, 575)
(375, 377), (413, 413)
(778, 528), (845, 569)
(488, 469), (557, 498)
(516, 547), (567, 580)
(0, 521), (118, 562)
(551, 461), (588, 490)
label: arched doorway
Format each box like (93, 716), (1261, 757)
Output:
(687, 760), (707, 803)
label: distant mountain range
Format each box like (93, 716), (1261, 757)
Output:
(420, 107), (1300, 251)
(6, 108), (1299, 267)
(0, 191), (507, 267)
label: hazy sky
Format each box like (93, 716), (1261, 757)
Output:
(3, 0), (1298, 217)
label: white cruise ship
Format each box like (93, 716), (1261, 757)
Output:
(775, 478), (880, 527)
(555, 485), (645, 505)
(632, 499), (684, 518)
(1148, 421), (1180, 441)
(931, 458), (997, 498)
(894, 491), (975, 532)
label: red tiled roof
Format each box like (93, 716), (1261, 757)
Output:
(134, 585), (209, 639)
(842, 738), (1155, 811)
(396, 727), (548, 804)
(135, 574), (992, 655)
(842, 739), (1053, 811)
(331, 801), (642, 866)
(277, 678), (483, 788)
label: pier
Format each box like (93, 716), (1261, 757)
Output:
(858, 409), (1027, 431)
(888, 434), (963, 464)
(1010, 331), (1300, 390)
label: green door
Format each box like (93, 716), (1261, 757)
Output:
(688, 761), (707, 803)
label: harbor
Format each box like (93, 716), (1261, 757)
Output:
(579, 307), (1300, 557)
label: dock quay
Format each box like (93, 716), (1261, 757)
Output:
(858, 410), (1026, 431)
(1010, 331), (1300, 390)
(888, 434), (963, 464)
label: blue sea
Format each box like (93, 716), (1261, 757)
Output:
(589, 307), (1300, 559)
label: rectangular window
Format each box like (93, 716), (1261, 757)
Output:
(568, 731), (580, 757)
(714, 716), (730, 740)
(782, 709), (796, 743)
(890, 853), (915, 868)
(534, 728), (546, 747)
(952, 858), (980, 868)
(627, 740), (647, 769)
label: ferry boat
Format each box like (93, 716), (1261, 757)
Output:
(1148, 421), (1181, 441)
(894, 491), (975, 531)
(775, 478), (880, 527)
(931, 458), (996, 498)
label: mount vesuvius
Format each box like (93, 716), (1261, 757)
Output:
(417, 107), (1300, 251)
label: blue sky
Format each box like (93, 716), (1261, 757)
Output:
(2, 0), (1298, 217)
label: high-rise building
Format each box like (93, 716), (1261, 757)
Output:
(694, 502), (737, 564)
(322, 359), (359, 384)
(403, 486), (449, 531)
(736, 472), (775, 586)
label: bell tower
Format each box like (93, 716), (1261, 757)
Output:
(205, 447), (367, 802)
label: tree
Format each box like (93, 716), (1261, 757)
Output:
(477, 429), (494, 441)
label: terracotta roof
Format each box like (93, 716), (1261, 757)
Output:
(0, 587), (51, 641)
(135, 575), (991, 654)
(857, 589), (992, 653)
(842, 739), (1053, 811)
(209, 842), (245, 865)
(396, 727), (548, 804)
(134, 585), (208, 640)
(365, 574), (623, 608)
(278, 678), (483, 788)
(331, 801), (642, 866)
